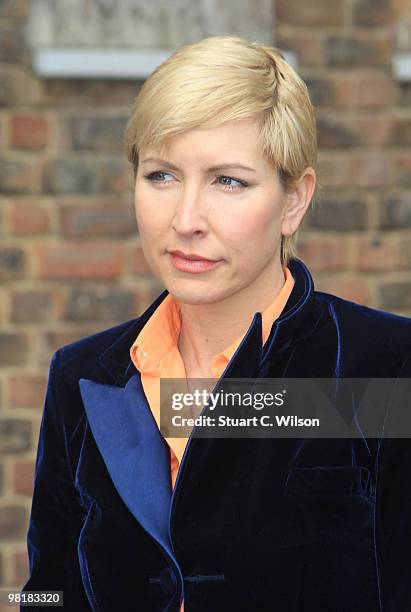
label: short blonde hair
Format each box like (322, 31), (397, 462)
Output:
(125, 35), (317, 266)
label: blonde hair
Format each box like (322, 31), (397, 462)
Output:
(125, 35), (317, 266)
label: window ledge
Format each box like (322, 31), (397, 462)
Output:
(32, 46), (297, 79)
(393, 52), (411, 82)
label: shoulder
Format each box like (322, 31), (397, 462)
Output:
(43, 317), (142, 437)
(314, 289), (411, 330)
(50, 288), (169, 381)
(51, 316), (141, 383)
(313, 289), (411, 363)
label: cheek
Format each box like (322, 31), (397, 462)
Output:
(222, 198), (280, 246)
(134, 188), (168, 236)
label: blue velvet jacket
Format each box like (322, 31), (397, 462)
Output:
(21, 258), (411, 611)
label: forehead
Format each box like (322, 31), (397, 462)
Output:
(140, 118), (273, 172)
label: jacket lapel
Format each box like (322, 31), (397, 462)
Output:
(78, 372), (177, 565)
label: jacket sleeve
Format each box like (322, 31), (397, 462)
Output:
(375, 352), (411, 610)
(21, 350), (91, 611)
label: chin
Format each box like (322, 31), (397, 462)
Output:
(165, 281), (225, 306)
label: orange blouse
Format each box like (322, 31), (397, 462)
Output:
(130, 265), (295, 610)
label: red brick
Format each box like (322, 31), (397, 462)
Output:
(305, 76), (339, 108)
(296, 236), (348, 271)
(0, 0), (27, 18)
(277, 31), (324, 67)
(319, 153), (395, 189)
(42, 80), (141, 109)
(34, 243), (124, 279)
(350, 154), (395, 188)
(0, 156), (37, 193)
(0, 247), (26, 281)
(304, 73), (395, 110)
(0, 114), (6, 149)
(378, 281), (411, 311)
(0, 333), (28, 366)
(60, 115), (127, 151)
(0, 27), (25, 63)
(0, 68), (28, 108)
(9, 199), (50, 235)
(131, 245), (153, 276)
(306, 194), (367, 231)
(397, 235), (411, 270)
(8, 375), (47, 408)
(378, 194), (411, 229)
(10, 115), (48, 150)
(0, 290), (5, 326)
(353, 235), (399, 271)
(0, 603), (19, 612)
(353, 0), (395, 26)
(317, 117), (358, 148)
(135, 285), (164, 314)
(316, 156), (347, 188)
(277, 0), (344, 26)
(10, 290), (56, 322)
(324, 35), (391, 69)
(331, 74), (395, 109)
(12, 459), (35, 496)
(395, 154), (411, 187)
(317, 114), (392, 148)
(38, 329), (102, 367)
(65, 286), (135, 322)
(351, 115), (392, 147)
(43, 157), (131, 194)
(0, 505), (27, 540)
(316, 276), (371, 305)
(0, 418), (31, 453)
(349, 74), (396, 109)
(388, 117), (411, 146)
(394, 88), (410, 115)
(58, 200), (136, 238)
(11, 549), (29, 587)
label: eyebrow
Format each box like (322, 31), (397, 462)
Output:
(140, 157), (256, 174)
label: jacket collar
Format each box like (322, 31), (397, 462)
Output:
(98, 257), (318, 386)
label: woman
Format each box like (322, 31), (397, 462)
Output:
(22, 36), (411, 611)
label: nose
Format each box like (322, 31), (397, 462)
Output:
(171, 185), (208, 237)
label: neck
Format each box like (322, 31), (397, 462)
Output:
(177, 258), (286, 377)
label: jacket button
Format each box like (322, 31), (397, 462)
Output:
(159, 567), (177, 595)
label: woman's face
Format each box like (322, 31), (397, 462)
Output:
(134, 117), (291, 305)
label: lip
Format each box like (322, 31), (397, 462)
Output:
(168, 251), (222, 274)
(168, 250), (217, 262)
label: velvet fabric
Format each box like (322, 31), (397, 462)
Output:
(21, 257), (411, 611)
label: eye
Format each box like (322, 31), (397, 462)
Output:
(143, 171), (174, 184)
(143, 171), (248, 192)
(217, 175), (248, 192)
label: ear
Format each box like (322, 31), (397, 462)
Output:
(281, 167), (316, 237)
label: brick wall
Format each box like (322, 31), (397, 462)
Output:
(278, 0), (411, 308)
(0, 0), (162, 598)
(0, 0), (410, 597)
